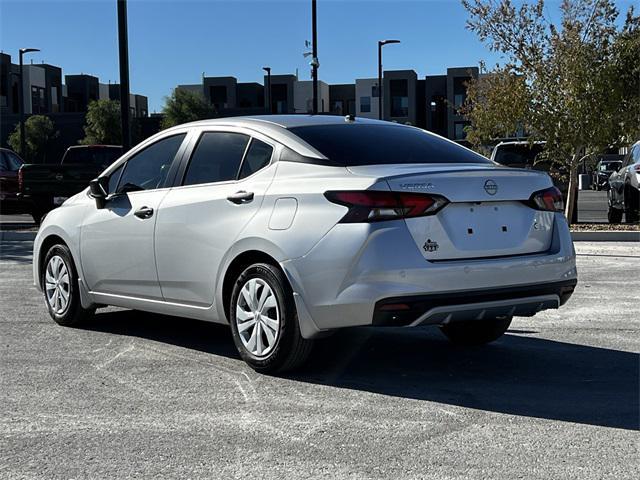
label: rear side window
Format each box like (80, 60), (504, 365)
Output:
(239, 139), (273, 179)
(288, 124), (490, 166)
(183, 132), (250, 186)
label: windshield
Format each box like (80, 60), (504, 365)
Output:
(63, 148), (122, 168)
(288, 124), (490, 166)
(493, 144), (545, 168)
(599, 161), (621, 172)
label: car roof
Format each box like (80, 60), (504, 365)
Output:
(160, 115), (395, 160)
(179, 114), (387, 130)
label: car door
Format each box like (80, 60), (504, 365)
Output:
(154, 128), (277, 306)
(80, 132), (188, 300)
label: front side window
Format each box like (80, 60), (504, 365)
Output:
(239, 139), (273, 179)
(116, 134), (186, 193)
(183, 132), (249, 186)
(107, 164), (124, 194)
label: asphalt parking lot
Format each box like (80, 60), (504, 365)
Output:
(1, 237), (638, 479)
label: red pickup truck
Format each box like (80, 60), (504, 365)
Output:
(0, 148), (38, 221)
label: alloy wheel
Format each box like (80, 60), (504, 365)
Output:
(235, 278), (280, 357)
(45, 255), (71, 314)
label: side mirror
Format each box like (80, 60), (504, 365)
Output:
(89, 177), (108, 209)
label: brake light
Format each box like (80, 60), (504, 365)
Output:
(528, 186), (564, 212)
(324, 190), (449, 222)
(18, 168), (23, 192)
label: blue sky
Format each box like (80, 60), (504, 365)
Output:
(0, 0), (635, 112)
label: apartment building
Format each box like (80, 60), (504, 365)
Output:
(173, 65), (479, 141)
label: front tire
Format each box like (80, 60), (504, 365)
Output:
(42, 244), (95, 326)
(229, 263), (313, 373)
(440, 316), (513, 346)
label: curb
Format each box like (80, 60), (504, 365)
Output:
(0, 230), (37, 242)
(571, 230), (639, 242)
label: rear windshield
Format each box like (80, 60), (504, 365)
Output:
(63, 148), (122, 168)
(493, 144), (545, 168)
(288, 124), (490, 166)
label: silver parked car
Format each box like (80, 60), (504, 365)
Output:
(607, 140), (640, 223)
(33, 116), (577, 373)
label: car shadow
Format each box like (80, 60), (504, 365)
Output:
(85, 309), (639, 431)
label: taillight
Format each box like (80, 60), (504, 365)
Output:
(528, 186), (564, 212)
(324, 190), (449, 223)
(18, 168), (23, 192)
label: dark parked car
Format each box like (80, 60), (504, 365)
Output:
(608, 141), (640, 223)
(0, 148), (38, 220)
(592, 155), (623, 191)
(490, 141), (576, 221)
(19, 145), (122, 221)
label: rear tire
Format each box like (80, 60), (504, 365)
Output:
(229, 263), (313, 374)
(608, 206), (623, 224)
(42, 244), (95, 327)
(440, 316), (513, 346)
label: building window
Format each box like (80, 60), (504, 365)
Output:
(360, 96), (371, 113)
(372, 85), (380, 98)
(210, 85), (227, 110)
(331, 100), (344, 115)
(30, 86), (46, 114)
(390, 79), (408, 117)
(453, 77), (469, 110)
(454, 122), (468, 140)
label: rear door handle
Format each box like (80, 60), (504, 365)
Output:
(134, 206), (154, 219)
(227, 191), (254, 204)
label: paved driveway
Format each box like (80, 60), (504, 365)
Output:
(1, 238), (638, 479)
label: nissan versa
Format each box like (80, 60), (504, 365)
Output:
(33, 115), (577, 373)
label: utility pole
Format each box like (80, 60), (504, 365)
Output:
(18, 48), (40, 159)
(311, 0), (319, 114)
(263, 67), (272, 114)
(377, 39), (400, 120)
(117, 0), (131, 150)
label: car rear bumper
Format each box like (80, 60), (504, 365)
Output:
(372, 279), (576, 327)
(282, 212), (577, 337)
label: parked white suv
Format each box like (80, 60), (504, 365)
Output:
(33, 116), (577, 372)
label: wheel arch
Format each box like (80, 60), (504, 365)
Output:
(37, 234), (68, 290)
(221, 250), (283, 323)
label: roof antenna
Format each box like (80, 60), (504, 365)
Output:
(345, 114), (356, 123)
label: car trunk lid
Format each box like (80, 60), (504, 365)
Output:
(347, 164), (556, 261)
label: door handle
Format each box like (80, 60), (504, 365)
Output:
(134, 206), (154, 219)
(227, 191), (254, 204)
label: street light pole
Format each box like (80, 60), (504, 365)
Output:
(262, 67), (271, 114)
(18, 48), (40, 159)
(377, 39), (400, 121)
(311, 0), (318, 114)
(117, 0), (131, 151)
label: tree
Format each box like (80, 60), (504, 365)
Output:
(161, 88), (216, 129)
(461, 0), (640, 222)
(7, 115), (59, 163)
(80, 99), (122, 145)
